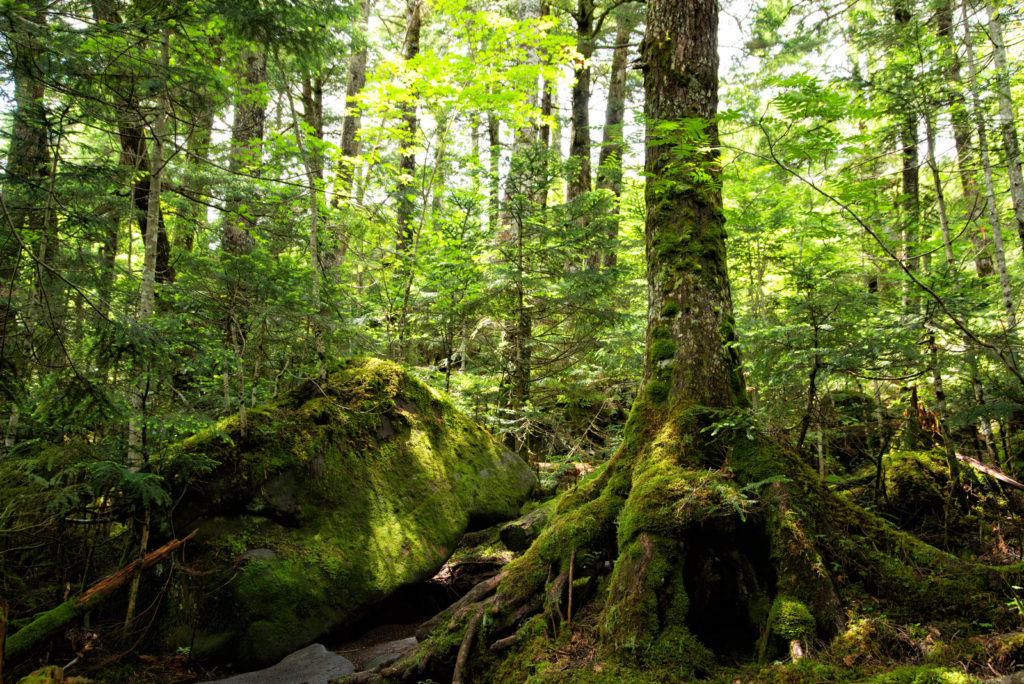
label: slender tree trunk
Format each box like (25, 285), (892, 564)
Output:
(571, 0), (596, 268)
(395, 0), (422, 258)
(222, 47), (267, 430)
(488, 112), (500, 232)
(179, 97), (216, 252)
(961, 0), (1017, 333)
(285, 72), (326, 375)
(336, 0), (370, 203)
(936, 0), (993, 277)
(127, 29), (169, 472)
(595, 12), (634, 269)
(925, 113), (955, 264)
(988, 3), (1024, 251)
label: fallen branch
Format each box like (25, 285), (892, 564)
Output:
(957, 454), (1024, 491)
(3, 530), (196, 663)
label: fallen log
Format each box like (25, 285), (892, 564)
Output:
(499, 502), (551, 552)
(3, 530), (196, 664)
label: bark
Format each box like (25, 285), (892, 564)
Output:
(488, 112), (501, 232)
(336, 0), (371, 205)
(935, 0), (993, 277)
(179, 92), (216, 252)
(395, 0), (422, 258)
(594, 12), (634, 269)
(988, 3), (1024, 251)
(961, 0), (1017, 333)
(0, 0), (49, 409)
(641, 0), (742, 408)
(927, 112), (962, 482)
(285, 75), (327, 374)
(567, 0), (594, 209)
(219, 47), (266, 431)
(127, 29), (169, 472)
(925, 113), (955, 264)
(223, 48), (267, 257)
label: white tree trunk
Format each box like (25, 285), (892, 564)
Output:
(127, 29), (169, 472)
(988, 3), (1024, 251)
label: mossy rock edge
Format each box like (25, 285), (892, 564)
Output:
(156, 358), (535, 668)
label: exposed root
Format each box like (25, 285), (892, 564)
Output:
(451, 606), (484, 684)
(415, 572), (504, 640)
(545, 569), (569, 627)
(489, 634), (518, 652)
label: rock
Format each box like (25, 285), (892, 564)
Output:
(199, 644), (354, 684)
(343, 636), (417, 672)
(156, 359), (535, 668)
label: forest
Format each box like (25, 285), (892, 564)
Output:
(2, 0), (1024, 681)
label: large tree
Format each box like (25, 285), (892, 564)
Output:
(387, 0), (1024, 679)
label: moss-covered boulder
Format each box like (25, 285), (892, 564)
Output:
(157, 359), (535, 668)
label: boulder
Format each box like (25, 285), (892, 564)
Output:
(198, 644), (354, 684)
(157, 359), (535, 668)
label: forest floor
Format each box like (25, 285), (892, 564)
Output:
(18, 452), (1024, 683)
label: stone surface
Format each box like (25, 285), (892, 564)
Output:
(156, 359), (534, 669)
(343, 636), (418, 672)
(199, 644), (354, 684)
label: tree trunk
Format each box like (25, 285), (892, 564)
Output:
(0, 0), (50, 420)
(395, 0), (422, 259)
(221, 47), (266, 430)
(935, 0), (993, 277)
(595, 11), (634, 269)
(961, 0), (1017, 333)
(488, 111), (500, 232)
(224, 48), (266, 256)
(337, 0), (370, 203)
(127, 28), (169, 472)
(987, 3), (1024, 251)
(568, 0), (594, 209)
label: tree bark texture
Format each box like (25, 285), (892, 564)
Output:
(594, 11), (635, 269)
(224, 48), (267, 257)
(395, 0), (422, 258)
(336, 0), (371, 203)
(988, 3), (1024, 252)
(935, 0), (993, 277)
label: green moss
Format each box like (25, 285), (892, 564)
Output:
(160, 358), (535, 667)
(16, 666), (68, 684)
(769, 595), (814, 642)
(645, 381), (669, 403)
(4, 600), (78, 662)
(861, 665), (976, 683)
(660, 301), (680, 318)
(651, 339), (676, 362)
